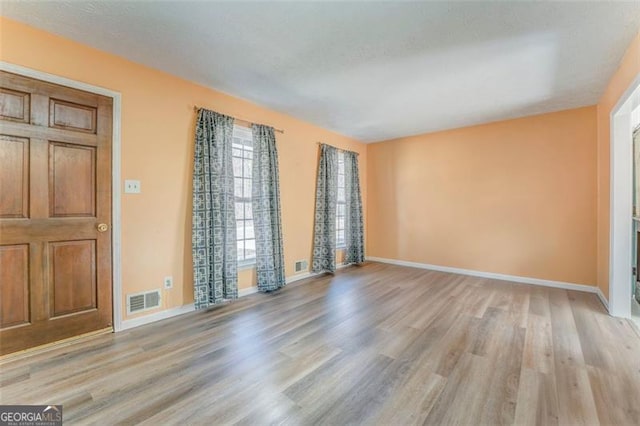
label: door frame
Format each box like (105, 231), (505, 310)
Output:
(1, 61), (124, 332)
(610, 71), (640, 318)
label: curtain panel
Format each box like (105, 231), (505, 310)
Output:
(252, 124), (286, 291)
(312, 144), (339, 273)
(192, 109), (238, 308)
(344, 151), (365, 264)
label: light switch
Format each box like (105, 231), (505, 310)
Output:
(124, 179), (141, 194)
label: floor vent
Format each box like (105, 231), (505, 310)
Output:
(127, 290), (161, 315)
(295, 260), (308, 273)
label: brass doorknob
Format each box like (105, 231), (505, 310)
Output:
(97, 223), (109, 232)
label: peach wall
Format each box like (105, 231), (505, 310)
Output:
(367, 107), (597, 285)
(596, 31), (640, 300)
(0, 17), (367, 320)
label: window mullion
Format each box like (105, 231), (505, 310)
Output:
(233, 125), (256, 264)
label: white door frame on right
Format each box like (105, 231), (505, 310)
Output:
(609, 71), (640, 318)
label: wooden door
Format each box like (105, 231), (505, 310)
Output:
(0, 71), (113, 355)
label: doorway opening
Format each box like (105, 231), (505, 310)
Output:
(610, 71), (640, 327)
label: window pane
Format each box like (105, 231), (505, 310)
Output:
(337, 203), (345, 217)
(337, 187), (345, 202)
(337, 217), (345, 231)
(232, 126), (256, 264)
(237, 240), (245, 261)
(245, 239), (256, 259)
(236, 221), (244, 240)
(337, 231), (345, 246)
(338, 174), (345, 189)
(235, 202), (244, 219)
(245, 222), (254, 239)
(234, 178), (243, 198)
(233, 156), (242, 177)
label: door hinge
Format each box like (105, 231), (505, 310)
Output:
(633, 267), (637, 276)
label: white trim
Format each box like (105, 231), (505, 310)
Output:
(366, 257), (599, 294)
(239, 263), (352, 294)
(596, 288), (609, 311)
(609, 71), (640, 318)
(238, 286), (259, 297)
(0, 62), (124, 331)
(112, 98), (123, 332)
(286, 271), (316, 284)
(237, 260), (256, 271)
(120, 304), (195, 331)
(631, 299), (640, 333)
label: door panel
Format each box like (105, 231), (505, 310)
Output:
(0, 88), (30, 122)
(0, 135), (29, 218)
(49, 240), (97, 317)
(0, 71), (112, 355)
(0, 244), (30, 329)
(49, 142), (96, 217)
(49, 99), (97, 134)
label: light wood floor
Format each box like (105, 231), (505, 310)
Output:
(1, 262), (639, 425)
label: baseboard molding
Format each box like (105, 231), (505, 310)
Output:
(286, 271), (316, 284)
(117, 259), (605, 331)
(596, 288), (610, 312)
(238, 286), (259, 297)
(119, 264), (353, 331)
(366, 256), (599, 294)
(286, 263), (351, 285)
(120, 303), (196, 331)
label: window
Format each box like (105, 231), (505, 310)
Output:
(232, 125), (255, 265)
(336, 151), (346, 248)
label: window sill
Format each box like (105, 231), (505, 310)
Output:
(238, 260), (256, 270)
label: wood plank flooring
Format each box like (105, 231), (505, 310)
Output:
(1, 262), (639, 425)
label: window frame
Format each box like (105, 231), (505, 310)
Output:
(232, 125), (256, 268)
(336, 150), (346, 249)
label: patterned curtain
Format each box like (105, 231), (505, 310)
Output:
(312, 144), (339, 273)
(192, 109), (238, 309)
(251, 125), (286, 292)
(344, 151), (365, 264)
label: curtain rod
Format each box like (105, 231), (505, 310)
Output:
(317, 142), (359, 155)
(194, 106), (284, 134)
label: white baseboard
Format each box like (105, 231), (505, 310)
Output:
(119, 264), (353, 331)
(286, 271), (316, 284)
(366, 256), (599, 295)
(596, 288), (609, 311)
(286, 263), (351, 285)
(120, 303), (195, 331)
(238, 286), (259, 297)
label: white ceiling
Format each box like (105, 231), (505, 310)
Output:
(2, 1), (639, 142)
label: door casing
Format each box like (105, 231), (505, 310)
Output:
(609, 71), (640, 319)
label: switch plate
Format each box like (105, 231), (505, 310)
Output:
(124, 180), (141, 194)
(163, 276), (173, 289)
